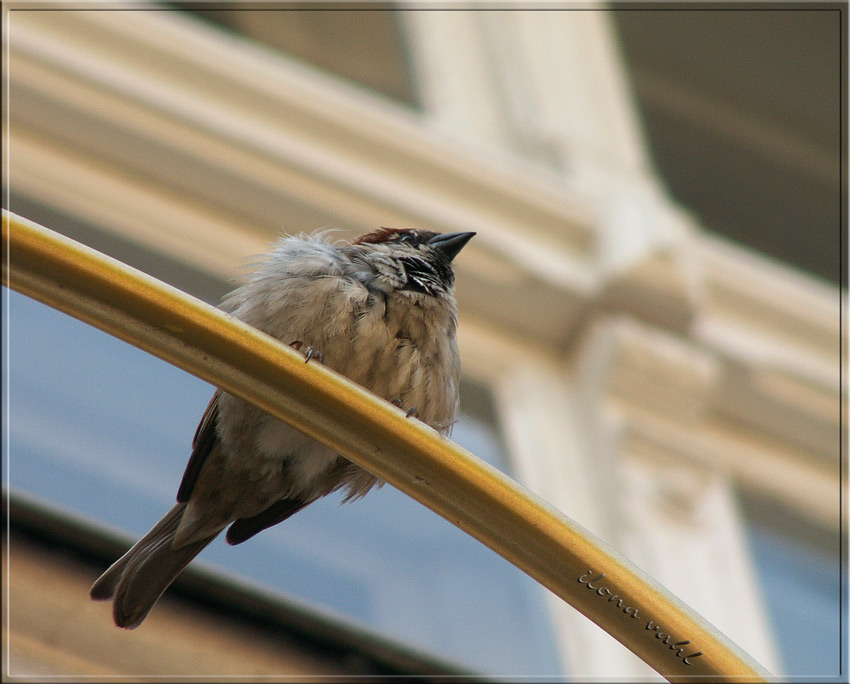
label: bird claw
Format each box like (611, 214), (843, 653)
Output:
(391, 399), (418, 418)
(289, 340), (324, 364)
(305, 347), (324, 364)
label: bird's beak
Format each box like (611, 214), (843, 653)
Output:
(427, 231), (476, 262)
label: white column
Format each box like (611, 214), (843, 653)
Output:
(402, 9), (653, 179)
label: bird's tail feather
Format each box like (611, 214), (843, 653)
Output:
(90, 503), (220, 629)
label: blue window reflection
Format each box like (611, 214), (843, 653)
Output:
(743, 500), (842, 678)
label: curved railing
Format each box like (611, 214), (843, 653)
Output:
(2, 210), (771, 682)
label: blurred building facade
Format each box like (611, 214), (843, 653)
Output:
(3, 5), (842, 680)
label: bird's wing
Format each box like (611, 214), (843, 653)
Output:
(176, 391), (220, 503)
(225, 497), (311, 545)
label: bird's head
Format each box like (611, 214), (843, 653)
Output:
(350, 228), (475, 298)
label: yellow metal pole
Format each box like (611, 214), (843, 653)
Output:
(2, 210), (772, 682)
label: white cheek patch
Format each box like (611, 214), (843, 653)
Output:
(370, 254), (406, 289)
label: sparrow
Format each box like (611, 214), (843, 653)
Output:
(90, 227), (475, 629)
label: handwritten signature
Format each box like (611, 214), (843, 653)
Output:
(578, 570), (704, 666)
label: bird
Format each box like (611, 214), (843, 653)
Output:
(90, 227), (475, 629)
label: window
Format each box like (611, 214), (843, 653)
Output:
(612, 9), (842, 286)
(741, 496), (842, 677)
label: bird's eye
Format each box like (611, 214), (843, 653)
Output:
(399, 233), (416, 245)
